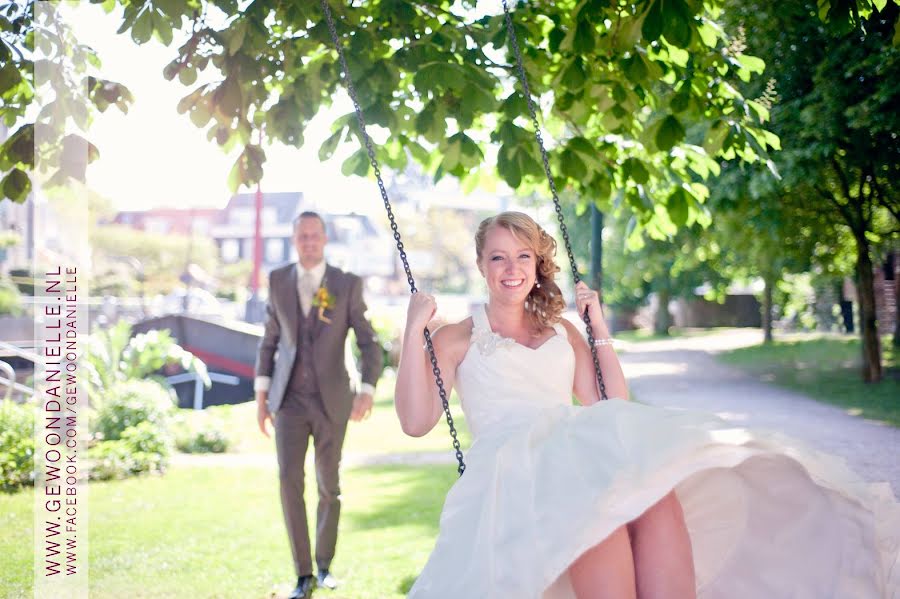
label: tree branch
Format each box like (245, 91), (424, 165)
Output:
(830, 155), (852, 202)
(815, 183), (860, 235)
(860, 164), (871, 227)
(872, 177), (900, 225)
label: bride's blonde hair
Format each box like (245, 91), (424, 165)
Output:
(475, 211), (566, 332)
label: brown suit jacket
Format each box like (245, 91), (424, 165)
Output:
(255, 263), (383, 421)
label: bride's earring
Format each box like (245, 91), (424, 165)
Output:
(535, 281), (541, 289)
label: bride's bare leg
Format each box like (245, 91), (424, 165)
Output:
(569, 525), (636, 599)
(628, 491), (696, 599)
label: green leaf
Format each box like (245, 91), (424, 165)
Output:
(0, 62), (22, 94)
(341, 149), (370, 177)
(441, 136), (463, 171)
(154, 0), (185, 19)
(746, 99), (770, 123)
(703, 120), (728, 155)
(642, 0), (663, 41)
(228, 21), (248, 56)
(588, 173), (612, 203)
(456, 134), (484, 169)
(573, 19), (596, 53)
(318, 129), (342, 161)
(737, 54), (766, 74)
(560, 148), (588, 183)
(414, 102), (445, 144)
(560, 59), (587, 91)
(162, 58), (180, 81)
(214, 78), (243, 118)
(667, 187), (689, 227)
(623, 54), (648, 84)
(498, 145), (522, 188)
(3, 124), (33, 167)
(697, 21), (719, 48)
(502, 92), (529, 119)
(568, 136), (602, 168)
(670, 91), (690, 113)
(656, 115), (685, 151)
(1, 168), (31, 203)
(189, 102), (211, 127)
(151, 9), (173, 46)
(178, 66), (197, 86)
(661, 0), (693, 49)
(131, 7), (153, 45)
(176, 88), (204, 114)
(623, 157), (649, 184)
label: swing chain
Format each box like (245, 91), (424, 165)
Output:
(320, 0), (465, 475)
(501, 0), (609, 402)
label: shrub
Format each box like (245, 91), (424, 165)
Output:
(87, 440), (134, 481)
(175, 420), (230, 454)
(175, 411), (231, 453)
(92, 379), (175, 443)
(84, 321), (210, 402)
(0, 278), (23, 316)
(8, 267), (34, 296)
(88, 422), (171, 481)
(0, 400), (35, 493)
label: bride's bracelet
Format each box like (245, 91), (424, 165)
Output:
(592, 337), (615, 347)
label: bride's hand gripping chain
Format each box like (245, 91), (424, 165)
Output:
(406, 292), (437, 331)
(395, 293), (452, 437)
(574, 281), (612, 342)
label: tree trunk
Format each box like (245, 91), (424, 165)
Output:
(655, 288), (672, 336)
(762, 273), (775, 344)
(893, 252), (899, 349)
(855, 238), (882, 382)
(893, 278), (899, 349)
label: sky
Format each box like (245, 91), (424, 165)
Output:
(61, 3), (388, 214)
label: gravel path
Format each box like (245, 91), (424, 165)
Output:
(174, 329), (899, 495)
(618, 329), (900, 494)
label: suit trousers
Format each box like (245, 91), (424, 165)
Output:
(274, 393), (348, 576)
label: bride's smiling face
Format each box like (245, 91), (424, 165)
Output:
(478, 225), (536, 303)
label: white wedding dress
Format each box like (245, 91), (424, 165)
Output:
(407, 305), (900, 599)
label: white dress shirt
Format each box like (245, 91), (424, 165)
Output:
(254, 260), (376, 397)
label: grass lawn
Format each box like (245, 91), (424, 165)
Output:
(1, 371), (470, 597)
(0, 462), (457, 598)
(719, 335), (900, 427)
(614, 327), (736, 343)
(194, 373), (471, 458)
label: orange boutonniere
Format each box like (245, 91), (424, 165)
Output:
(311, 285), (336, 324)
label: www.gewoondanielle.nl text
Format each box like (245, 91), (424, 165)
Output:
(41, 266), (81, 578)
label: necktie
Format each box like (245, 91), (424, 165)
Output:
(300, 271), (315, 317)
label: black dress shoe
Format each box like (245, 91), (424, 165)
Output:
(316, 568), (338, 590)
(288, 574), (315, 599)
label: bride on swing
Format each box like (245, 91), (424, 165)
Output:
(394, 211), (899, 599)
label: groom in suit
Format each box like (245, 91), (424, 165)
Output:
(255, 211), (383, 599)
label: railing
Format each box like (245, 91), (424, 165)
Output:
(0, 340), (38, 400)
(165, 371), (240, 410)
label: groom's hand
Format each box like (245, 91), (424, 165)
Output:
(350, 392), (374, 422)
(256, 392), (274, 438)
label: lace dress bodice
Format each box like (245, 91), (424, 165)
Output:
(455, 304), (576, 439)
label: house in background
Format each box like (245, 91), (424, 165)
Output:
(109, 191), (396, 282)
(212, 191), (301, 270)
(112, 207), (221, 237)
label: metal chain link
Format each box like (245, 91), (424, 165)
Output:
(501, 0), (608, 401)
(320, 0), (465, 475)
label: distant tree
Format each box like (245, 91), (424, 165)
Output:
(723, 0), (900, 381)
(0, 1), (132, 203)
(90, 225), (218, 296)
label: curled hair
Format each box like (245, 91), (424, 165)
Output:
(475, 211), (565, 332)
